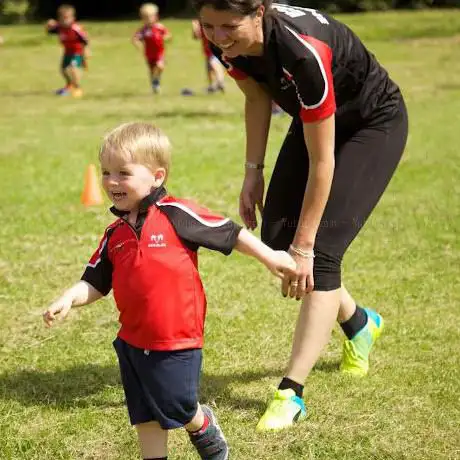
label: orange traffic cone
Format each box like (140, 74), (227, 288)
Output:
(81, 164), (104, 206)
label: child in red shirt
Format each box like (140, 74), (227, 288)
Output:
(132, 3), (171, 94)
(45, 4), (89, 98)
(192, 19), (225, 94)
(43, 122), (296, 460)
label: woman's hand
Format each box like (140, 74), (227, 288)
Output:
(239, 170), (264, 230)
(282, 249), (315, 300)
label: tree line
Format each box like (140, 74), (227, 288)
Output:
(0, 0), (458, 23)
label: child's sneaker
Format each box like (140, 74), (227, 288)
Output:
(256, 388), (306, 431)
(189, 405), (228, 460)
(153, 85), (161, 94)
(55, 86), (71, 96)
(340, 308), (384, 377)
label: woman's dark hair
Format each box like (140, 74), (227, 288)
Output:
(191, 0), (272, 15)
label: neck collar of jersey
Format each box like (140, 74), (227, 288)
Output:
(110, 186), (167, 217)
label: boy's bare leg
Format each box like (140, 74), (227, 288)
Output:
(150, 64), (164, 93)
(210, 59), (225, 92)
(68, 66), (81, 87)
(136, 421), (168, 459)
(184, 404), (205, 432)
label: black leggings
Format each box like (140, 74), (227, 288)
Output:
(261, 100), (409, 291)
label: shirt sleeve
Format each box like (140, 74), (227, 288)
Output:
(158, 199), (242, 255)
(282, 27), (336, 122)
(161, 25), (170, 37)
(80, 229), (113, 295)
(134, 28), (144, 41)
(73, 24), (89, 45)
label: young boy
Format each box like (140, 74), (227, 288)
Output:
(192, 19), (225, 94)
(43, 122), (296, 460)
(45, 4), (89, 98)
(132, 3), (171, 94)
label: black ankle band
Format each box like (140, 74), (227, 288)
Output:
(340, 305), (368, 339)
(278, 377), (304, 398)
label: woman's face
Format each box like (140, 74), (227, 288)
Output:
(199, 5), (264, 58)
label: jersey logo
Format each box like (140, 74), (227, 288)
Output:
(149, 233), (166, 248)
(280, 75), (291, 90)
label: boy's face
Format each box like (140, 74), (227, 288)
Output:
(101, 156), (165, 212)
(58, 11), (75, 27)
(141, 10), (158, 25)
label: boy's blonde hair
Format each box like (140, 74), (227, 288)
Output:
(57, 4), (76, 16)
(100, 122), (171, 181)
(140, 3), (159, 16)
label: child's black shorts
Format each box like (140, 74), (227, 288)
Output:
(113, 337), (202, 429)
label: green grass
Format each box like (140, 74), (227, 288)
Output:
(1, 10), (459, 460)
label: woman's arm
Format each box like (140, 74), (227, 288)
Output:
(235, 77), (272, 229)
(236, 77), (272, 168)
(293, 114), (335, 251)
(282, 114), (335, 298)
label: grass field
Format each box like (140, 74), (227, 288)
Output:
(1, 10), (460, 460)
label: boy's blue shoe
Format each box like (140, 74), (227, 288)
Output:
(340, 308), (384, 377)
(256, 389), (306, 431)
(189, 405), (228, 460)
(55, 87), (70, 96)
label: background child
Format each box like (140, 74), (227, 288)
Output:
(43, 122), (296, 460)
(132, 3), (171, 94)
(45, 4), (89, 98)
(192, 19), (225, 94)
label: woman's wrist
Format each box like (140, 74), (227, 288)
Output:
(291, 238), (315, 252)
(245, 161), (264, 170)
(244, 166), (264, 178)
(289, 244), (315, 259)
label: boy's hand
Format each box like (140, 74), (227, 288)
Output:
(46, 19), (57, 30)
(269, 250), (297, 280)
(43, 296), (73, 327)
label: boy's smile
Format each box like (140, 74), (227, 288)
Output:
(101, 157), (164, 213)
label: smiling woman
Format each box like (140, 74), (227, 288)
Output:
(192, 0), (409, 434)
(194, 0), (269, 58)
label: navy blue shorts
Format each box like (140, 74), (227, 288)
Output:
(113, 337), (202, 429)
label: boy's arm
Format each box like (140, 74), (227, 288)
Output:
(43, 281), (102, 327)
(234, 228), (296, 279)
(43, 227), (114, 326)
(73, 24), (89, 45)
(45, 19), (58, 34)
(158, 199), (296, 279)
(132, 30), (144, 51)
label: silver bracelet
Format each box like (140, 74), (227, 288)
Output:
(289, 244), (315, 259)
(245, 161), (264, 170)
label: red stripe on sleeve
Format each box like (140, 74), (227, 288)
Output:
(222, 56), (248, 80)
(298, 34), (336, 123)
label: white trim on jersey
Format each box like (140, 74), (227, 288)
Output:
(157, 201), (230, 227)
(284, 26), (329, 110)
(86, 236), (108, 269)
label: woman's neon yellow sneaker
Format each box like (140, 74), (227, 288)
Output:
(340, 308), (384, 377)
(256, 389), (306, 431)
